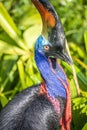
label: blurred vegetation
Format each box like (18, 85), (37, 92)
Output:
(0, 0), (87, 130)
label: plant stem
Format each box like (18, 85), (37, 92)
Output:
(65, 40), (80, 96)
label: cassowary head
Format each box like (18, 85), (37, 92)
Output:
(32, 0), (72, 64)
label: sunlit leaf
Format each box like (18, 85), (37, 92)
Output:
(0, 94), (8, 107)
(17, 59), (25, 88)
(84, 31), (87, 53)
(62, 62), (87, 87)
(23, 24), (42, 49)
(0, 2), (28, 50)
(70, 79), (77, 98)
(82, 123), (87, 130)
(74, 58), (87, 70)
(0, 3), (20, 37)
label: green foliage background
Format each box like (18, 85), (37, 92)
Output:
(0, 0), (87, 130)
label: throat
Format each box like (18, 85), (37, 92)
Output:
(35, 50), (68, 99)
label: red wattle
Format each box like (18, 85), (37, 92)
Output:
(59, 78), (72, 130)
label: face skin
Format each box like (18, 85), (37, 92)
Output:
(35, 35), (71, 64)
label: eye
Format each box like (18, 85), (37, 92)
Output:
(43, 45), (50, 51)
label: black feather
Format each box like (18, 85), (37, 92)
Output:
(0, 84), (65, 130)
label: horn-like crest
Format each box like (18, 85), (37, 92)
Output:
(32, 0), (66, 50)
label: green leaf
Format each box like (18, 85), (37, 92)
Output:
(23, 24), (41, 49)
(0, 40), (26, 55)
(0, 56), (17, 92)
(70, 79), (77, 98)
(20, 13), (41, 29)
(82, 123), (87, 130)
(62, 62), (87, 87)
(84, 31), (87, 53)
(0, 94), (8, 107)
(0, 3), (20, 37)
(0, 2), (27, 50)
(17, 59), (25, 88)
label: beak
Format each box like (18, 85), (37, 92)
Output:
(55, 50), (72, 64)
(45, 48), (72, 65)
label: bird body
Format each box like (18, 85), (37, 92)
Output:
(0, 84), (66, 130)
(0, 0), (72, 130)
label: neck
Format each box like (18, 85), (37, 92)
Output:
(35, 38), (68, 99)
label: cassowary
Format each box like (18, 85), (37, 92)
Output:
(0, 0), (72, 130)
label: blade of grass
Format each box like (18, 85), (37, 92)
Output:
(0, 94), (8, 107)
(62, 61), (87, 87)
(17, 59), (25, 89)
(0, 2), (28, 50)
(66, 40), (80, 96)
(82, 123), (87, 130)
(0, 64), (17, 92)
(74, 57), (87, 70)
(84, 31), (87, 53)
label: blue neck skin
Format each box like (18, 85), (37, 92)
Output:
(35, 35), (68, 98)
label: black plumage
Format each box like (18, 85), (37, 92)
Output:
(0, 85), (65, 130)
